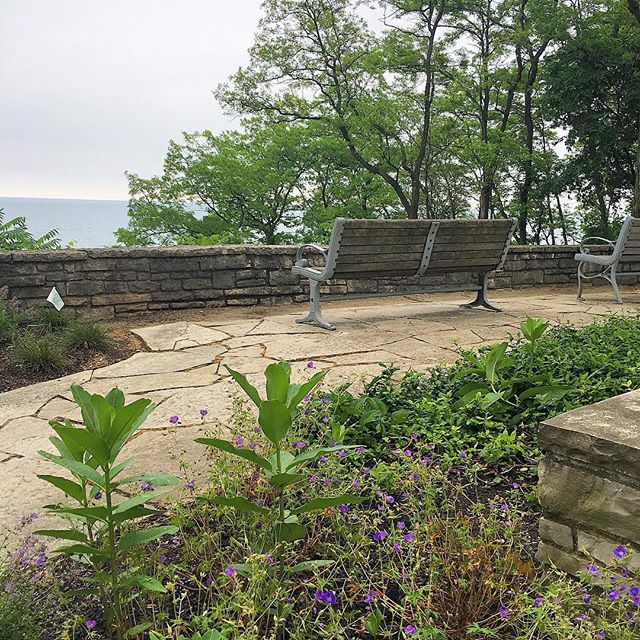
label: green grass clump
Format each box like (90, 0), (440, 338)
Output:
(65, 321), (112, 352)
(34, 306), (72, 332)
(12, 332), (67, 373)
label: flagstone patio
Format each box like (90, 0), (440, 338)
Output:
(2, 285), (638, 534)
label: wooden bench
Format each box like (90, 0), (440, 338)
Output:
(576, 215), (640, 304)
(292, 217), (516, 330)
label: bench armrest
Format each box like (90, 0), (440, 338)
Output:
(578, 237), (615, 255)
(296, 244), (327, 267)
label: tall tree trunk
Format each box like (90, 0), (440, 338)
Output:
(479, 181), (492, 219)
(518, 83), (535, 242)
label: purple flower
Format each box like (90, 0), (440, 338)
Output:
(205, 576), (213, 586)
(265, 552), (274, 564)
(338, 505), (350, 514)
(596, 631), (605, 638)
(85, 619), (97, 629)
(306, 361), (314, 369)
(322, 417), (329, 424)
(310, 475), (318, 483)
(421, 456), (432, 465)
(583, 594), (591, 604)
(608, 589), (620, 600)
(621, 567), (630, 578)
(224, 566), (236, 577)
(633, 596), (640, 606)
(403, 449), (412, 457)
(356, 445), (366, 453)
(512, 482), (521, 489)
(185, 479), (196, 490)
(338, 449), (347, 458)
(292, 441), (306, 450)
(393, 542), (402, 553)
(319, 455), (328, 464)
(630, 586), (640, 597)
(410, 433), (418, 440)
(321, 396), (329, 405)
(403, 625), (417, 635)
(94, 491), (102, 500)
(234, 435), (244, 447)
(534, 597), (543, 607)
(614, 545), (627, 559)
(573, 613), (587, 626)
(255, 522), (263, 529)
(315, 590), (336, 605)
(364, 590), (375, 604)
(499, 606), (509, 618)
(159, 554), (168, 564)
(384, 494), (395, 504)
(403, 533), (415, 542)
(587, 564), (599, 575)
(363, 467), (371, 475)
(397, 521), (406, 529)
(372, 530), (388, 542)
(249, 441), (257, 450)
(199, 409), (208, 417)
(140, 481), (155, 492)
(351, 479), (360, 488)
(169, 415), (179, 424)
(460, 451), (468, 458)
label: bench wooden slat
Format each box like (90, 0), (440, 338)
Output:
(431, 241), (506, 253)
(340, 234), (429, 247)
(336, 252), (424, 266)
(338, 243), (426, 256)
(333, 262), (424, 274)
(427, 256), (505, 270)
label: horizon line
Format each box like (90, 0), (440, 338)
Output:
(0, 195), (129, 203)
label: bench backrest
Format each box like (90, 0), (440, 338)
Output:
(325, 218), (515, 279)
(615, 216), (640, 264)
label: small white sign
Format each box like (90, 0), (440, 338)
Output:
(46, 287), (64, 311)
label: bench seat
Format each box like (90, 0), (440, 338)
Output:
(292, 217), (516, 330)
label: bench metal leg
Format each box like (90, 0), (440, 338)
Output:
(460, 273), (502, 312)
(296, 280), (336, 330)
(577, 261), (585, 300)
(577, 262), (623, 304)
(610, 268), (623, 304)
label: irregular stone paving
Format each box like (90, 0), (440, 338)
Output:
(2, 286), (639, 535)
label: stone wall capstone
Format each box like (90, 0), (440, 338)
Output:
(537, 390), (640, 575)
(0, 243), (634, 319)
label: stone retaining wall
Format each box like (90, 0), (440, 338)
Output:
(537, 390), (640, 575)
(0, 243), (635, 319)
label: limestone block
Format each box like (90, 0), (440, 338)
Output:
(539, 517), (574, 550)
(538, 457), (640, 541)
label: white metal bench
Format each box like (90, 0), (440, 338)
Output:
(292, 218), (516, 330)
(576, 215), (640, 304)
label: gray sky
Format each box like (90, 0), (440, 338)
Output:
(0, 0), (262, 200)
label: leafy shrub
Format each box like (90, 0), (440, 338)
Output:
(311, 315), (640, 465)
(66, 320), (112, 352)
(12, 332), (67, 373)
(0, 208), (60, 250)
(37, 385), (180, 640)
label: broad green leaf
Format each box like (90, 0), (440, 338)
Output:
(123, 574), (166, 592)
(119, 525), (179, 551)
(109, 458), (134, 482)
(265, 362), (291, 403)
(277, 521), (307, 542)
(210, 496), (269, 514)
(37, 474), (85, 503)
(481, 391), (506, 408)
(105, 387), (126, 411)
(285, 445), (359, 470)
(293, 494), (364, 514)
(34, 528), (88, 543)
(259, 400), (291, 445)
(109, 398), (155, 457)
(50, 424), (110, 468)
(224, 365), (261, 407)
(114, 486), (174, 514)
(485, 342), (508, 384)
(53, 543), (109, 558)
(268, 472), (305, 488)
(48, 421), (85, 461)
(70, 384), (97, 432)
(115, 471), (179, 487)
(288, 559), (334, 573)
(195, 437), (272, 471)
(49, 506), (109, 523)
(38, 451), (105, 487)
(267, 450), (295, 474)
(288, 370), (328, 408)
(123, 622), (152, 638)
(112, 506), (159, 525)
(89, 395), (116, 439)
(519, 385), (573, 401)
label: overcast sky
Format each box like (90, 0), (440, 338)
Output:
(0, 0), (262, 200)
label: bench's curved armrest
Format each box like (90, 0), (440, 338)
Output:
(578, 237), (615, 255)
(296, 244), (327, 267)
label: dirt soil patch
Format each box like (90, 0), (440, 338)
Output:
(0, 327), (146, 393)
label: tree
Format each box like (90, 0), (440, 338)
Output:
(545, 0), (640, 232)
(119, 121), (313, 245)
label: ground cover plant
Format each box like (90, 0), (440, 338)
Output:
(2, 315), (640, 639)
(0, 287), (143, 392)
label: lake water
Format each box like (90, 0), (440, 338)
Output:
(0, 197), (130, 248)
